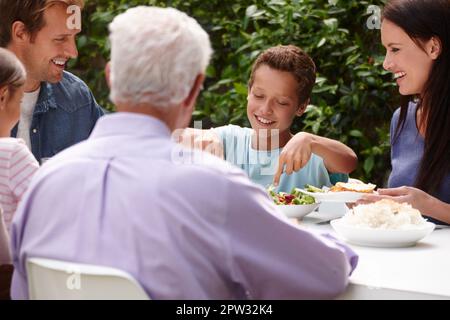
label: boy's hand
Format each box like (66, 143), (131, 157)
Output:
(273, 132), (312, 186)
(192, 130), (224, 159)
(177, 128), (224, 159)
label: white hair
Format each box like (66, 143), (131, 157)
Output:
(108, 6), (213, 108)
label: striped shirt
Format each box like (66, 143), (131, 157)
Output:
(0, 138), (39, 232)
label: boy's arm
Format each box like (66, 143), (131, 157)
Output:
(274, 132), (357, 186)
(308, 134), (358, 174)
(177, 128), (224, 159)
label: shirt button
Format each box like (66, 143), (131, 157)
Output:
(32, 129), (37, 134)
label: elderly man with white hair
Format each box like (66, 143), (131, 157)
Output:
(10, 6), (357, 299)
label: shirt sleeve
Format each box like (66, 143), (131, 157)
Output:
(211, 125), (231, 154)
(8, 141), (39, 200)
(329, 173), (349, 185)
(212, 125), (250, 165)
(223, 173), (358, 299)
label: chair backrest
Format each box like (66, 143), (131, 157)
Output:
(26, 257), (149, 300)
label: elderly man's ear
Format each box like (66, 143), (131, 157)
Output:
(182, 74), (205, 110)
(105, 62), (111, 89)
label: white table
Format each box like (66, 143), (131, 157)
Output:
(297, 210), (450, 300)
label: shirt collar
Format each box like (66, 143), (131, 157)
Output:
(90, 112), (172, 139)
(34, 82), (58, 114)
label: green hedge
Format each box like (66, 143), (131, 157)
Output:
(72, 0), (398, 186)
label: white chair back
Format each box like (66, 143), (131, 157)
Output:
(26, 258), (149, 300)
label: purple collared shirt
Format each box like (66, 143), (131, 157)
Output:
(11, 113), (357, 299)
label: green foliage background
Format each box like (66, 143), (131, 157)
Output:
(72, 0), (398, 186)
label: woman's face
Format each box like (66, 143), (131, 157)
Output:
(381, 19), (439, 96)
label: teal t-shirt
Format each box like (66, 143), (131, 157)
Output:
(213, 125), (346, 192)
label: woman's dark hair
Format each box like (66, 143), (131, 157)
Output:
(382, 0), (450, 196)
(0, 48), (26, 91)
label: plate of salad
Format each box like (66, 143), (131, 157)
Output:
(268, 186), (320, 219)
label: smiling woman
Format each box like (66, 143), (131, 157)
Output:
(381, 19), (437, 97)
(360, 0), (450, 225)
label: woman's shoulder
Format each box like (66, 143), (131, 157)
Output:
(0, 139), (31, 169)
(391, 101), (418, 126)
(0, 138), (36, 165)
(0, 137), (27, 150)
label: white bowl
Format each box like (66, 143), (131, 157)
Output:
(330, 218), (435, 248)
(277, 202), (320, 219)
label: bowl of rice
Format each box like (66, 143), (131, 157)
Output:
(331, 199), (435, 247)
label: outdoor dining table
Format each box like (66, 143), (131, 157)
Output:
(295, 204), (450, 300)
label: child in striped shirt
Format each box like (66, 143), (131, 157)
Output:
(0, 48), (39, 265)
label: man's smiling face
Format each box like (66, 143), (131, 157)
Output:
(21, 3), (81, 86)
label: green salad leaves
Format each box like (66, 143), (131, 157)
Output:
(268, 186), (316, 206)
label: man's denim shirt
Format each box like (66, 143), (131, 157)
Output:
(11, 71), (104, 163)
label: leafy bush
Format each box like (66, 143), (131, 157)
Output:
(73, 0), (397, 186)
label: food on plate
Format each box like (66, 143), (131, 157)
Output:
(329, 182), (376, 193)
(342, 199), (427, 230)
(299, 182), (378, 202)
(268, 186), (316, 205)
(304, 181), (376, 194)
(304, 184), (326, 193)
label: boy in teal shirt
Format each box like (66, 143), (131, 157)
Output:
(181, 45), (357, 192)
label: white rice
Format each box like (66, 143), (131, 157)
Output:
(342, 199), (427, 230)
